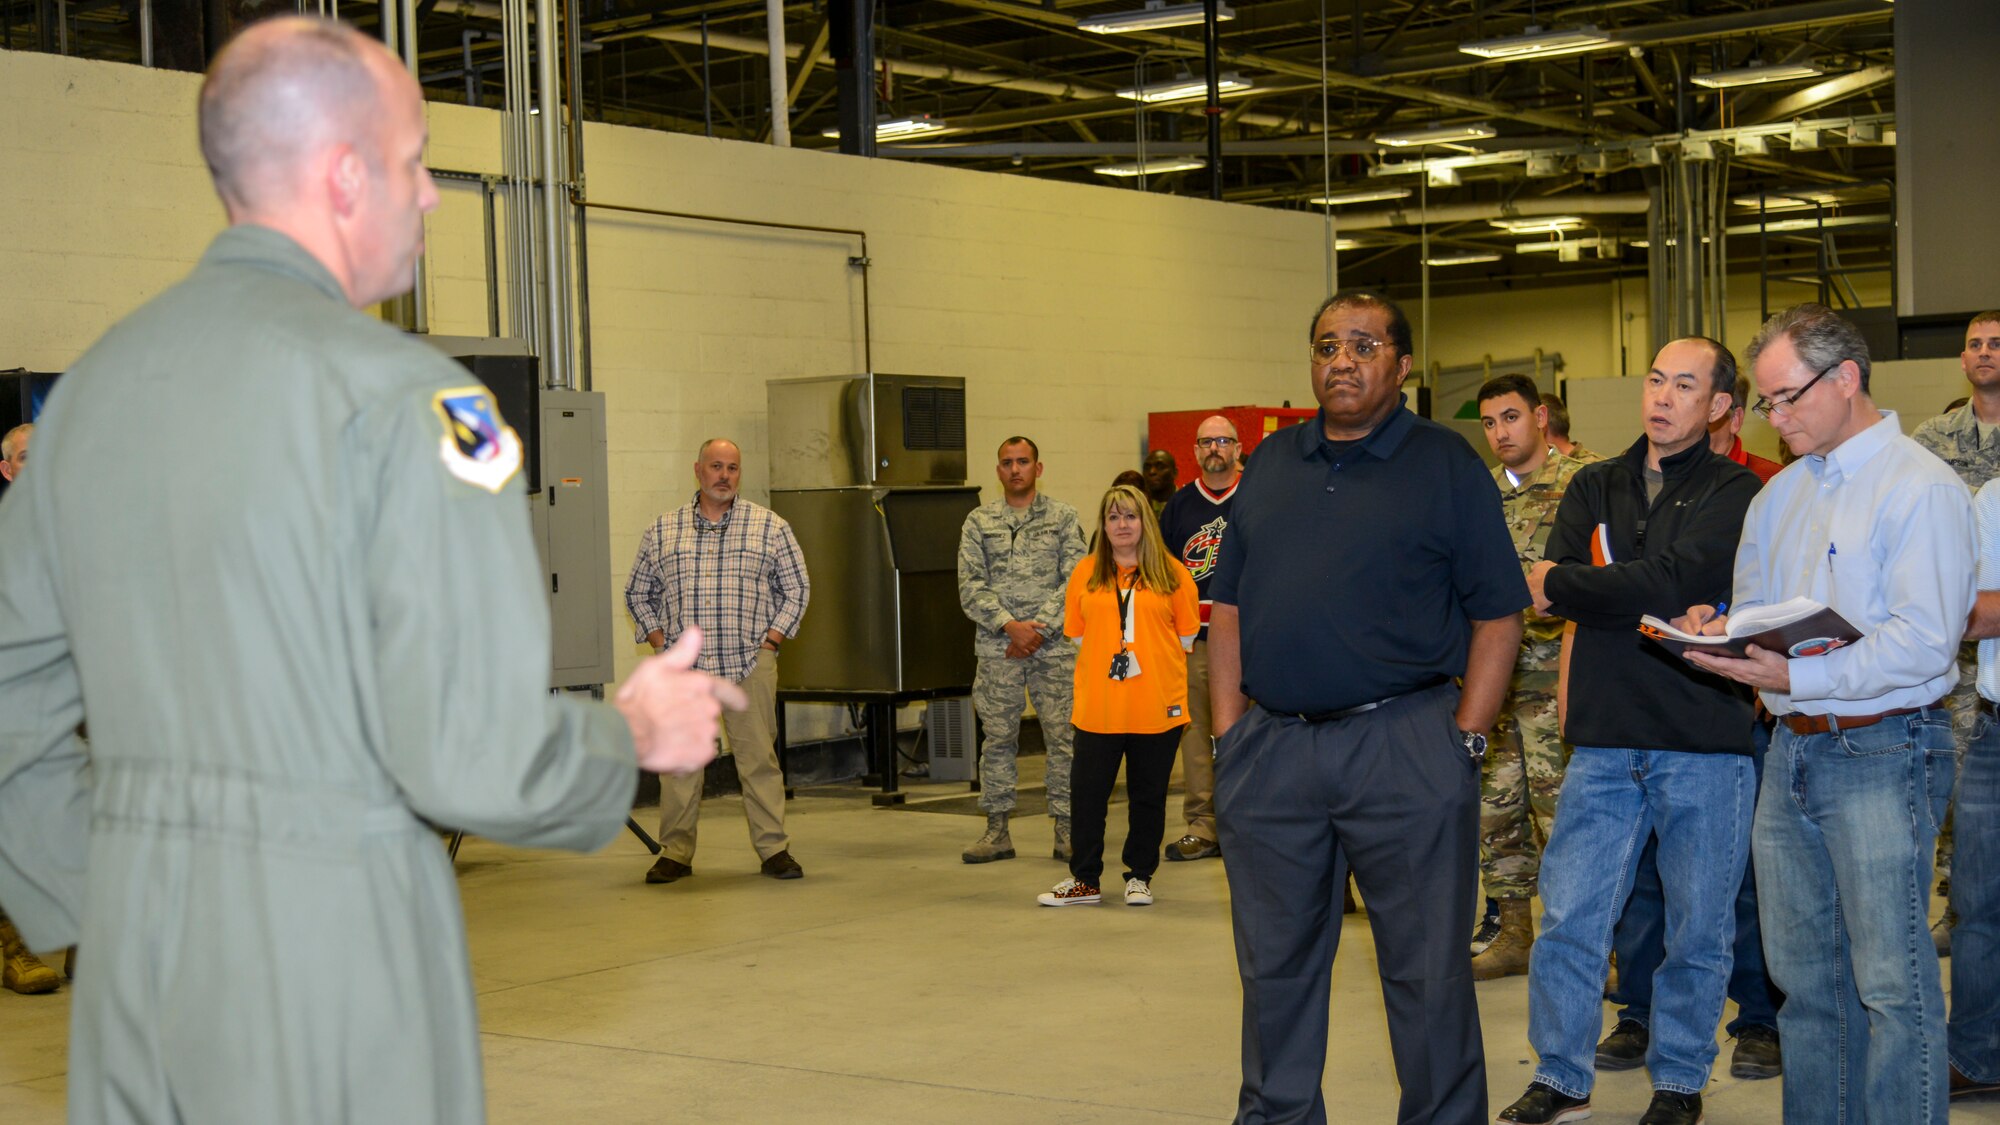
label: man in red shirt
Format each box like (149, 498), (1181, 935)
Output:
(1710, 374), (1784, 484)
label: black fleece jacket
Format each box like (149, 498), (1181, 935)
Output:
(1543, 436), (1761, 753)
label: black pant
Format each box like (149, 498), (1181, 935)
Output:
(1069, 726), (1183, 886)
(1214, 688), (1485, 1125)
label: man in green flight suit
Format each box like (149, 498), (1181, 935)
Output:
(1471, 374), (1592, 980)
(0, 18), (744, 1123)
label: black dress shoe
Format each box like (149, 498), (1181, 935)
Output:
(644, 856), (693, 884)
(1729, 1024), (1781, 1079)
(1638, 1090), (1703, 1125)
(1496, 1081), (1592, 1124)
(1595, 1017), (1649, 1071)
(760, 849), (805, 879)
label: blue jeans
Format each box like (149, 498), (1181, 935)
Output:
(1610, 720), (1783, 1034)
(1759, 713), (1955, 1124)
(1952, 710), (2000, 1083)
(1527, 745), (1753, 1098)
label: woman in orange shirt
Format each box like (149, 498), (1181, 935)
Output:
(1038, 484), (1201, 908)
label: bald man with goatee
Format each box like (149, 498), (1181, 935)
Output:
(0, 18), (742, 1123)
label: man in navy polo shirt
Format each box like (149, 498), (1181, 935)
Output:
(1209, 290), (1527, 1124)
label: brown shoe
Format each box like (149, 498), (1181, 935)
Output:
(1953, 1065), (2000, 1099)
(644, 856), (693, 884)
(0, 919), (59, 995)
(1471, 898), (1534, 981)
(760, 850), (804, 880)
(1165, 834), (1221, 862)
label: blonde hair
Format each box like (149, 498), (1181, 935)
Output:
(1087, 484), (1181, 594)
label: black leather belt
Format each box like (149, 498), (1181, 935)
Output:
(1293, 676), (1451, 724)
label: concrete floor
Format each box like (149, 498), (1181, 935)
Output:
(4, 777), (1999, 1123)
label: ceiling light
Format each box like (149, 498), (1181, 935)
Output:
(1375, 122), (1498, 148)
(1732, 190), (1841, 210)
(1459, 24), (1610, 59)
(1078, 1), (1233, 34)
(1334, 238), (1364, 251)
(1307, 187), (1413, 206)
(1515, 237), (1603, 254)
(1490, 215), (1584, 234)
(1425, 253), (1502, 266)
(1115, 72), (1254, 104)
(1092, 156), (1208, 177)
(1689, 62), (1825, 89)
(820, 114), (948, 140)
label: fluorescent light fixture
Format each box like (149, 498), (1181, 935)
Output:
(1078, 1), (1233, 34)
(820, 114), (948, 140)
(1115, 72), (1253, 104)
(1425, 253), (1502, 266)
(1459, 24), (1609, 59)
(1375, 122), (1498, 148)
(1515, 237), (1603, 254)
(1307, 187), (1414, 206)
(1689, 62), (1825, 89)
(1092, 156), (1208, 177)
(1334, 238), (1364, 251)
(1732, 190), (1841, 210)
(1490, 215), (1584, 234)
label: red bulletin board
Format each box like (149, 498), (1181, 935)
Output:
(1147, 406), (1318, 487)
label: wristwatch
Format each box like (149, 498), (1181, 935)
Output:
(1460, 730), (1488, 760)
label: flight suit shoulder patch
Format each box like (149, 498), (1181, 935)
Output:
(430, 385), (522, 493)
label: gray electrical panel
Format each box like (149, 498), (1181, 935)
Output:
(530, 389), (615, 690)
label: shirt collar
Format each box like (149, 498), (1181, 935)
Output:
(1933, 403), (1977, 436)
(1195, 475), (1241, 502)
(201, 225), (348, 305)
(1617, 434), (1712, 477)
(1501, 447), (1564, 490)
(1807, 410), (1902, 486)
(1304, 395), (1415, 462)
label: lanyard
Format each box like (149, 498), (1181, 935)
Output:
(1115, 574), (1136, 649)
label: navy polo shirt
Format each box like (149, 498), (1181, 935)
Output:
(1209, 397), (1529, 714)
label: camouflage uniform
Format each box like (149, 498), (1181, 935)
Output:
(1482, 447), (1592, 901)
(958, 494), (1088, 817)
(1913, 405), (2000, 880)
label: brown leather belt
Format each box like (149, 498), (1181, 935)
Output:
(1781, 701), (1942, 736)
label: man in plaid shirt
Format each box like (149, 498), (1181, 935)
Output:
(626, 438), (811, 883)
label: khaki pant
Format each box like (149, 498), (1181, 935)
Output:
(656, 650), (788, 864)
(1176, 639), (1216, 843)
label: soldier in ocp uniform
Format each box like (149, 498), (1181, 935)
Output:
(958, 437), (1088, 863)
(1472, 374), (1592, 980)
(1912, 309), (2000, 955)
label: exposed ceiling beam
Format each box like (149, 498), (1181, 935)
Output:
(926, 0), (1630, 140)
(1736, 64), (1894, 126)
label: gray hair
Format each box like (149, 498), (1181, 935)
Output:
(1745, 303), (1871, 393)
(696, 438), (740, 461)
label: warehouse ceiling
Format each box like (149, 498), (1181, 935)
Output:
(4, 0), (1898, 298)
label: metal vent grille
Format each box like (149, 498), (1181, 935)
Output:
(926, 697), (975, 782)
(901, 386), (966, 451)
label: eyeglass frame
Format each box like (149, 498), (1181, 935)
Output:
(1308, 336), (1390, 365)
(1750, 360), (1844, 420)
(1194, 436), (1239, 449)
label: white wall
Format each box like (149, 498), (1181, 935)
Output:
(0, 49), (1328, 703)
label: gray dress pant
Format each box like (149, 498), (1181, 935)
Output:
(1214, 685), (1486, 1125)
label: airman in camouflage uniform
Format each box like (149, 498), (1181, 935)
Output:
(1913, 321), (2000, 951)
(958, 437), (1088, 864)
(1472, 375), (1594, 979)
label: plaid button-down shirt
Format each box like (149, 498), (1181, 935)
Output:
(624, 494), (811, 682)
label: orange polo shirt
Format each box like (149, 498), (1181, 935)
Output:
(1063, 560), (1201, 735)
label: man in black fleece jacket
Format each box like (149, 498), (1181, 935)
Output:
(1495, 337), (1761, 1125)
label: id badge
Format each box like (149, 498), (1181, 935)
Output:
(1108, 649), (1143, 681)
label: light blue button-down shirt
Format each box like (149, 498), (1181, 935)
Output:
(1732, 411), (1974, 716)
(1976, 478), (2000, 703)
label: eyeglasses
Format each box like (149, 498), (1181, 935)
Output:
(1195, 437), (1239, 449)
(1309, 336), (1387, 365)
(1751, 361), (1841, 419)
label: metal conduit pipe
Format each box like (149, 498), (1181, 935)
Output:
(535, 0), (569, 387)
(1331, 193), (1651, 231)
(765, 0), (790, 146)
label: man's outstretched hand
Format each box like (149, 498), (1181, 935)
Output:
(615, 627), (748, 775)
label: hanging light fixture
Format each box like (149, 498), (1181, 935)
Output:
(1458, 24), (1610, 59)
(1115, 72), (1254, 104)
(1690, 62), (1824, 89)
(1306, 187), (1413, 206)
(1375, 122), (1498, 147)
(1093, 156), (1209, 177)
(1078, 1), (1235, 34)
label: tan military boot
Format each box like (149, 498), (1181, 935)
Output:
(1053, 816), (1073, 862)
(0, 918), (61, 995)
(962, 813), (1016, 863)
(1471, 898), (1535, 981)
